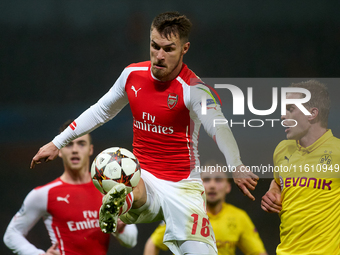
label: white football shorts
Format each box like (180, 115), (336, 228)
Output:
(120, 169), (217, 254)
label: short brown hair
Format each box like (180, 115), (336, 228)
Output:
(290, 80), (330, 127)
(151, 12), (192, 42)
(59, 120), (92, 144)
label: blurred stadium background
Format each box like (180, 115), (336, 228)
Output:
(1, 1), (340, 254)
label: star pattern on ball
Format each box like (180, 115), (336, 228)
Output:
(91, 148), (141, 194)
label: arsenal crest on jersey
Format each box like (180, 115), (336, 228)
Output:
(168, 93), (178, 109)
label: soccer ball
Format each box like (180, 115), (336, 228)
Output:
(91, 147), (141, 194)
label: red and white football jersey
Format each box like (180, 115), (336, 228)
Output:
(53, 62), (242, 182)
(4, 178), (137, 255)
(125, 61), (198, 181)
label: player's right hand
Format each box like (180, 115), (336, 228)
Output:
(44, 242), (60, 255)
(30, 142), (59, 169)
(261, 190), (282, 213)
(232, 165), (259, 201)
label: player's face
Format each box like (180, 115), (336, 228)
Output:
(201, 171), (231, 207)
(281, 93), (311, 141)
(150, 28), (190, 82)
(59, 134), (93, 171)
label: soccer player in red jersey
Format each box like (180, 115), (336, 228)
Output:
(31, 12), (258, 254)
(4, 121), (137, 255)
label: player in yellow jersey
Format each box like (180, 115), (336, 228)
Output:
(144, 169), (267, 255)
(261, 80), (340, 255)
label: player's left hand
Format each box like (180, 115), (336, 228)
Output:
(232, 164), (259, 201)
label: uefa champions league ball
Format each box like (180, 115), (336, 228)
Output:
(91, 147), (141, 194)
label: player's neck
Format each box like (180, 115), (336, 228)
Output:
(165, 61), (183, 82)
(60, 168), (92, 184)
(207, 202), (223, 215)
(298, 126), (327, 147)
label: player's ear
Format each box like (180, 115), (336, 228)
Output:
(308, 107), (319, 121)
(182, 42), (190, 55)
(58, 150), (62, 158)
(89, 144), (94, 156)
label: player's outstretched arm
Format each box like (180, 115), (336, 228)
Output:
(191, 84), (259, 200)
(232, 165), (259, 201)
(30, 69), (131, 170)
(30, 142), (59, 169)
(261, 179), (282, 213)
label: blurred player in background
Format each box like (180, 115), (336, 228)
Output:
(144, 167), (267, 255)
(4, 120), (137, 255)
(261, 80), (340, 254)
(30, 12), (258, 255)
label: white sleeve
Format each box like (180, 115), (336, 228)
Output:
(3, 189), (48, 255)
(112, 224), (138, 248)
(52, 69), (130, 149)
(188, 84), (243, 168)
